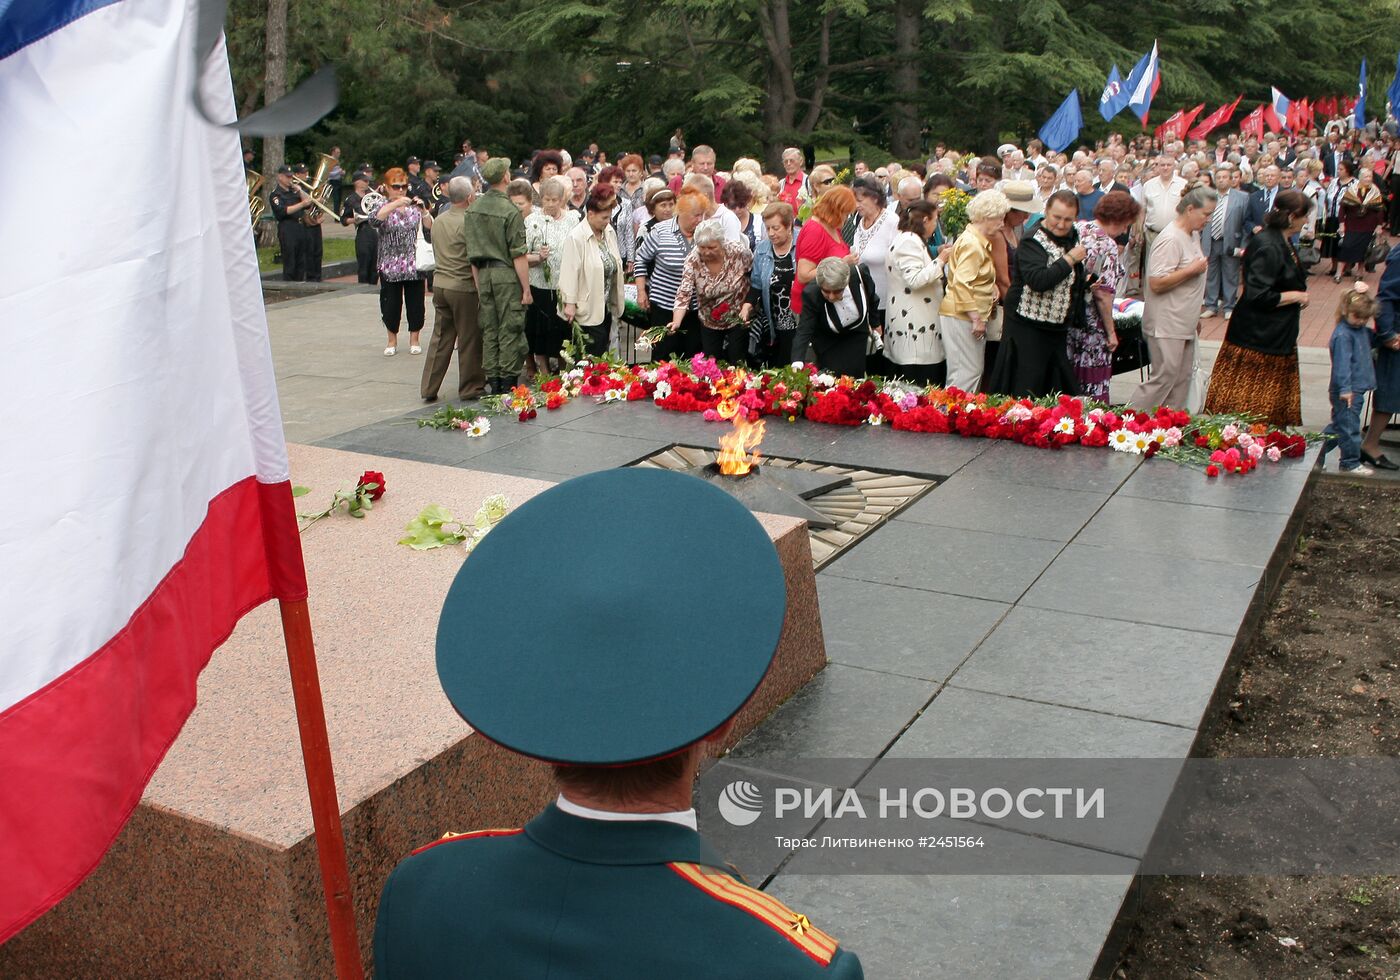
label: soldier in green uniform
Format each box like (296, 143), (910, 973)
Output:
(374, 468), (863, 979)
(463, 156), (532, 395)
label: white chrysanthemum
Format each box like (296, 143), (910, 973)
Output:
(1107, 428), (1135, 453)
(653, 380), (672, 401)
(466, 417), (491, 437)
(642, 369), (659, 383)
(1131, 432), (1153, 454)
(604, 388), (624, 402)
(814, 372), (836, 387)
(1053, 417), (1076, 435)
(1150, 428), (1168, 445)
(867, 413), (885, 426)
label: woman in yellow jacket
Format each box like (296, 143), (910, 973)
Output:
(938, 190), (1008, 392)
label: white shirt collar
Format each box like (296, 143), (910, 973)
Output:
(556, 794), (698, 831)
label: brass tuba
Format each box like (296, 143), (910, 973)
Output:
(291, 152), (340, 223)
(246, 170), (266, 224)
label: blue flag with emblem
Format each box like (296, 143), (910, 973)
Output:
(1039, 89), (1083, 154)
(1099, 64), (1127, 121)
(1356, 57), (1368, 128)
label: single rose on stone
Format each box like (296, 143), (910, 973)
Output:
(358, 470), (386, 500)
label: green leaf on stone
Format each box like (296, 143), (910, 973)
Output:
(291, 486), (311, 498)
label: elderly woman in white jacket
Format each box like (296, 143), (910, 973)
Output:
(883, 200), (953, 385)
(559, 186), (627, 357)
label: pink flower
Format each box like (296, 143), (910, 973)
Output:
(1210, 449), (1227, 464)
(1163, 426), (1183, 447)
(1221, 423), (1239, 441)
(1266, 446), (1282, 462)
(702, 409), (721, 422)
(1247, 443), (1264, 461)
(1237, 432), (1255, 449)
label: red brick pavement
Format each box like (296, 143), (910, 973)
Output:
(1197, 258), (1388, 350)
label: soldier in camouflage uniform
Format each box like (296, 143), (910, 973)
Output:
(464, 157), (532, 394)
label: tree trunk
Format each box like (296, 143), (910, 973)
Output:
(888, 0), (920, 159)
(262, 0), (287, 179)
(758, 0), (797, 171)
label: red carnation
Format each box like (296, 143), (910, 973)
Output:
(1205, 464), (1220, 477)
(357, 470), (386, 500)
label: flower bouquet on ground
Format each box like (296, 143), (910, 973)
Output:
(398, 495), (510, 552)
(1156, 412), (1311, 476)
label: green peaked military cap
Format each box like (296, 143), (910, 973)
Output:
(479, 157), (510, 185)
(436, 468), (788, 765)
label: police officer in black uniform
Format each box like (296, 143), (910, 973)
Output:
(291, 163), (324, 282)
(340, 171), (380, 285)
(406, 156), (431, 205)
(268, 165), (309, 281)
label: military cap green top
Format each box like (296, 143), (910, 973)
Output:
(479, 157), (511, 185)
(435, 468), (787, 766)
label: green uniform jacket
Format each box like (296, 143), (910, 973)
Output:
(464, 188), (527, 266)
(374, 804), (863, 978)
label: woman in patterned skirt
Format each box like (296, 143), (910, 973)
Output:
(1204, 190), (1312, 426)
(1069, 191), (1141, 401)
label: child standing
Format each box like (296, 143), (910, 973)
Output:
(1323, 284), (1379, 474)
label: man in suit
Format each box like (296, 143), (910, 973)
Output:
(1322, 131), (1356, 179)
(1203, 165), (1250, 318)
(374, 469), (864, 979)
(1242, 164), (1281, 250)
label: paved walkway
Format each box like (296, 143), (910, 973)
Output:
(265, 291), (1344, 977)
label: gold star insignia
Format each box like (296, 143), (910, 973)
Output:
(790, 913), (811, 936)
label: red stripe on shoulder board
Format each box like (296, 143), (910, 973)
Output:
(410, 828), (522, 856)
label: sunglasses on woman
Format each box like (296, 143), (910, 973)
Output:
(390, 183), (408, 189)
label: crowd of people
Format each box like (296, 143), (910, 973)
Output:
(265, 120), (1400, 473)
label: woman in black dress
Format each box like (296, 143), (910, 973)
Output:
(792, 257), (880, 377)
(1203, 190), (1311, 427)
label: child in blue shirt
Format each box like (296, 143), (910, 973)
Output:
(1322, 285), (1379, 474)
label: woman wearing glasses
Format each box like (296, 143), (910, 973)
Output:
(371, 167), (434, 356)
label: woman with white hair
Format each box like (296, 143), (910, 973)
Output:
(792, 256), (880, 377)
(523, 175), (581, 374)
(938, 189), (1008, 392)
(668, 218), (754, 362)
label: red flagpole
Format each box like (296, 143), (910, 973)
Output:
(278, 597), (364, 979)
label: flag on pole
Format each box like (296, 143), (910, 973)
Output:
(1038, 89), (1083, 154)
(1355, 57), (1368, 128)
(1388, 52), (1400, 117)
(0, 0), (309, 942)
(1099, 64), (1128, 121)
(1187, 95), (1242, 140)
(1154, 103), (1205, 142)
(1239, 105), (1267, 140)
(1124, 41), (1161, 124)
(1267, 86), (1292, 132)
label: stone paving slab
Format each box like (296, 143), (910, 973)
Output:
(816, 575), (1008, 682)
(954, 441), (1143, 495)
(1074, 495), (1291, 567)
(896, 472), (1109, 542)
(768, 872), (1135, 980)
(946, 607), (1234, 730)
(824, 521), (1064, 603)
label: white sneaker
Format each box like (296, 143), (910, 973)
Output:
(383, 346), (397, 356)
(1343, 463), (1376, 476)
(1223, 310), (1232, 320)
(1200, 308), (1217, 319)
(410, 345), (423, 355)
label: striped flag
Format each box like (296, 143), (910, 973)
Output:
(0, 0), (308, 940)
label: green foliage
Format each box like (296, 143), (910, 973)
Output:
(398, 496), (512, 551)
(229, 0), (1400, 168)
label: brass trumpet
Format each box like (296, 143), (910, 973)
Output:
(246, 170), (266, 224)
(291, 152), (340, 223)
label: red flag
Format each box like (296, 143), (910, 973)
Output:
(1154, 103), (1205, 142)
(1318, 95), (1337, 119)
(1188, 95), (1243, 140)
(1239, 105), (1267, 140)
(1342, 95), (1357, 116)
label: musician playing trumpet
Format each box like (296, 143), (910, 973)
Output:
(268, 164), (311, 281)
(291, 162), (324, 282)
(341, 171), (380, 285)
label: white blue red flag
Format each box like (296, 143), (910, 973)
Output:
(1268, 86), (1292, 132)
(1124, 41), (1161, 124)
(0, 0), (307, 941)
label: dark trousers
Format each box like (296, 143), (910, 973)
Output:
(355, 227), (379, 285)
(700, 325), (747, 364)
(277, 220), (306, 281)
(423, 286), (486, 400)
(380, 278), (426, 334)
(649, 305), (701, 360)
(759, 330), (797, 368)
(302, 223), (323, 281)
(580, 314), (611, 358)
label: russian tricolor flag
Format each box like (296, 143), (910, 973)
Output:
(1124, 41), (1161, 124)
(1268, 86), (1292, 132)
(0, 0), (308, 941)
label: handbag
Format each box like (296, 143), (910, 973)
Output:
(1110, 318), (1151, 375)
(984, 303), (1003, 342)
(414, 220), (435, 274)
(1366, 231), (1388, 271)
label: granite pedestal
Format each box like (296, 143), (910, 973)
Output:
(1, 444), (827, 978)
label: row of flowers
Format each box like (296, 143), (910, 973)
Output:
(417, 354), (1311, 477)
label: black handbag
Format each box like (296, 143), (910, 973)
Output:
(1111, 318), (1151, 376)
(1366, 231), (1388, 271)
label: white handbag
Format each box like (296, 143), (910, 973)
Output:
(1186, 340), (1206, 415)
(414, 220), (435, 274)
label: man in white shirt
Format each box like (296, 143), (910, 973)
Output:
(1134, 155), (1187, 261)
(681, 172), (745, 246)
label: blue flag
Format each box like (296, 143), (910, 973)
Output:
(1099, 64), (1127, 121)
(1356, 57), (1368, 128)
(1039, 89), (1083, 153)
(1388, 51), (1400, 119)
